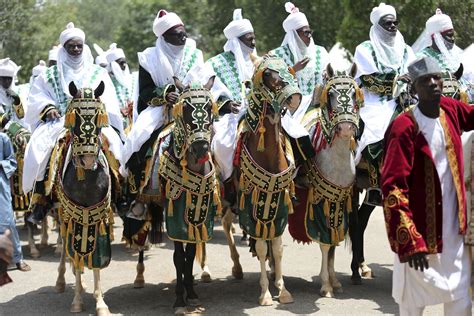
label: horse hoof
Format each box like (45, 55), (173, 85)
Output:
(278, 291), (294, 304)
(201, 271), (212, 283)
(360, 263), (373, 278)
(320, 287), (334, 298)
(232, 266), (243, 280)
(351, 276), (362, 285)
(133, 279), (145, 288)
(96, 307), (111, 316)
(186, 298), (201, 307)
(259, 295), (273, 306)
(70, 302), (84, 313)
(55, 282), (66, 293)
(174, 307), (187, 316)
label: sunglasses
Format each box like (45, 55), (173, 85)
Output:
(297, 29), (313, 37)
(167, 31), (187, 38)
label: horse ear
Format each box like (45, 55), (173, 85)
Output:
(349, 63), (358, 78)
(453, 63), (464, 80)
(174, 77), (186, 92)
(69, 81), (78, 97)
(94, 81), (105, 98)
(326, 63), (334, 78)
(204, 76), (215, 90)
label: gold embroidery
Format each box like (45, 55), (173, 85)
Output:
(439, 110), (466, 233)
(424, 156), (437, 252)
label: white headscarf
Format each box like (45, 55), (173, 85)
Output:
(56, 22), (94, 96)
(138, 10), (188, 87)
(281, 2), (316, 67)
(107, 43), (132, 89)
(29, 60), (47, 86)
(412, 9), (460, 70)
(0, 58), (20, 107)
(223, 9), (255, 83)
(48, 46), (60, 62)
(368, 3), (406, 70)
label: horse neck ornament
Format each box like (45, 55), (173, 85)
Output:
(440, 65), (469, 102)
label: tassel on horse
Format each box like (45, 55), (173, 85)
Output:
(76, 166), (85, 181)
(257, 125), (266, 152)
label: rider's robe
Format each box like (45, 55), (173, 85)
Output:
(382, 97), (474, 307)
(353, 40), (415, 164)
(22, 64), (124, 193)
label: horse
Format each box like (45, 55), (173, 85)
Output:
(236, 55), (301, 306)
(49, 82), (115, 315)
(289, 63), (361, 297)
(349, 64), (468, 284)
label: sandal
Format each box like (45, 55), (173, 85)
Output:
(16, 261), (31, 272)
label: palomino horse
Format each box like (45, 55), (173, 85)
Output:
(150, 78), (221, 314)
(236, 55), (301, 306)
(50, 82), (115, 315)
(289, 63), (361, 297)
(349, 64), (469, 284)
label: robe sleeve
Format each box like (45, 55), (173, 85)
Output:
(0, 134), (17, 180)
(381, 115), (428, 262)
(98, 69), (125, 140)
(25, 72), (57, 130)
(453, 98), (474, 132)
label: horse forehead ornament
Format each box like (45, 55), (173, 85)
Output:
(318, 70), (364, 145)
(171, 81), (218, 160)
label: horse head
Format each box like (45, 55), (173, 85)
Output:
(318, 63), (362, 143)
(441, 63), (469, 102)
(246, 55), (301, 127)
(65, 81), (108, 171)
(171, 76), (216, 164)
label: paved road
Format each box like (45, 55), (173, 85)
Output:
(0, 207), (470, 315)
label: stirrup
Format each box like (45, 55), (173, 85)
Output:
(364, 188), (383, 207)
(125, 201), (147, 220)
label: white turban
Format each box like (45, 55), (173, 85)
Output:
(32, 60), (47, 77)
(106, 43), (126, 63)
(370, 3), (396, 25)
(223, 9), (253, 39)
(282, 2), (309, 32)
(0, 58), (20, 77)
(48, 46), (60, 62)
(59, 22), (85, 46)
(152, 10), (184, 37)
(426, 8), (453, 35)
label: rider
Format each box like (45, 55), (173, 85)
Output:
(269, 1), (329, 122)
(48, 46), (59, 67)
(0, 58), (25, 127)
(23, 22), (124, 222)
(202, 8), (255, 203)
(353, 2), (415, 205)
(414, 8), (473, 102)
(29, 60), (47, 88)
(106, 43), (134, 130)
(122, 9), (204, 211)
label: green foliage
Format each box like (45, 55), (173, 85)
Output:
(1, 0), (473, 82)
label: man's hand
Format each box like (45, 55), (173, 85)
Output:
(0, 230), (13, 265)
(6, 89), (20, 105)
(407, 252), (429, 271)
(46, 109), (60, 121)
(221, 101), (241, 115)
(398, 73), (412, 84)
(165, 91), (179, 104)
(293, 57), (311, 72)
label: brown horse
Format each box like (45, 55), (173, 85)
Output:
(236, 55), (301, 306)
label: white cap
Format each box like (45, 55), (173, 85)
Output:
(0, 58), (21, 77)
(59, 22), (85, 46)
(223, 9), (254, 39)
(282, 2), (309, 32)
(106, 43), (126, 63)
(152, 10), (184, 37)
(32, 60), (47, 76)
(426, 8), (453, 35)
(370, 3), (396, 25)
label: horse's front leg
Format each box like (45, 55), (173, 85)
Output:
(328, 246), (342, 293)
(40, 215), (49, 246)
(173, 241), (186, 315)
(26, 221), (40, 258)
(319, 244), (333, 297)
(184, 243), (200, 306)
(271, 236), (293, 304)
(200, 242), (211, 282)
(222, 208), (243, 279)
(256, 239), (272, 306)
(93, 268), (110, 316)
(55, 236), (66, 293)
(70, 267), (84, 313)
(134, 250), (145, 288)
(54, 215), (63, 256)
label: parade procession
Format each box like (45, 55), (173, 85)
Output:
(1, 1), (474, 315)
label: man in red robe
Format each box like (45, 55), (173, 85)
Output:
(382, 56), (474, 315)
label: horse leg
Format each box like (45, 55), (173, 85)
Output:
(173, 241), (187, 315)
(40, 215), (49, 247)
(55, 237), (66, 293)
(200, 242), (211, 283)
(272, 237), (293, 304)
(222, 209), (243, 279)
(54, 214), (63, 256)
(256, 239), (272, 306)
(93, 269), (110, 316)
(70, 267), (84, 313)
(358, 202), (375, 278)
(319, 244), (333, 297)
(184, 243), (200, 306)
(26, 221), (40, 258)
(328, 246), (342, 293)
(134, 250), (145, 288)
